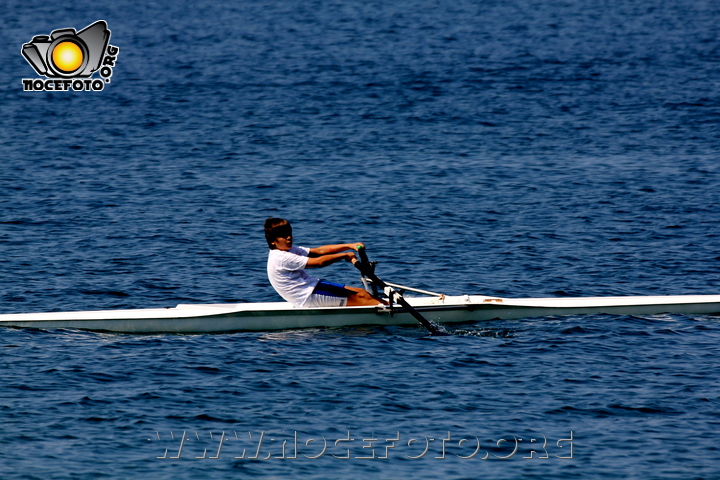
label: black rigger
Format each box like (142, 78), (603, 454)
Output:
(354, 246), (449, 336)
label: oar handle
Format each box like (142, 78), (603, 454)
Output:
(357, 245), (370, 266)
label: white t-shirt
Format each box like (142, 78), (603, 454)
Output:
(267, 246), (319, 307)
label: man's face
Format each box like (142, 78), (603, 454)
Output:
(273, 233), (293, 251)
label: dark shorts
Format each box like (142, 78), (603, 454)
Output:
(313, 279), (353, 298)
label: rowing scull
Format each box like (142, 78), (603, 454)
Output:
(0, 293), (718, 333)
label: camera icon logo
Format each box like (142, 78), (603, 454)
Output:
(22, 20), (110, 78)
(21, 20), (120, 92)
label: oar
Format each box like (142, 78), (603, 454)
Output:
(357, 245), (379, 297)
(354, 246), (449, 336)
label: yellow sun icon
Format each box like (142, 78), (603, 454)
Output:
(52, 41), (84, 73)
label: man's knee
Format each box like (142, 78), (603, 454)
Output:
(346, 289), (382, 306)
(354, 290), (371, 300)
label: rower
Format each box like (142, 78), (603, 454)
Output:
(264, 218), (387, 308)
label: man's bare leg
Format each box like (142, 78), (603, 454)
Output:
(344, 286), (388, 306)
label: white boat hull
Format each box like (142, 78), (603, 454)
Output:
(1, 294), (719, 333)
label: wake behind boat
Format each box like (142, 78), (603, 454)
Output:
(1, 292), (719, 333)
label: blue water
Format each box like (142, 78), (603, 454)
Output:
(2, 0), (720, 478)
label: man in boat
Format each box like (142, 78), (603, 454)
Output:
(264, 218), (386, 308)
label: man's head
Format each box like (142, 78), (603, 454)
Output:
(264, 218), (293, 250)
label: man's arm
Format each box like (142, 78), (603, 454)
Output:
(305, 251), (356, 268)
(308, 243), (364, 257)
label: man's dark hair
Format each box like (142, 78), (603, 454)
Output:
(264, 218), (292, 249)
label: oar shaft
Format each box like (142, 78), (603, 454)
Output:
(352, 249), (447, 336)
